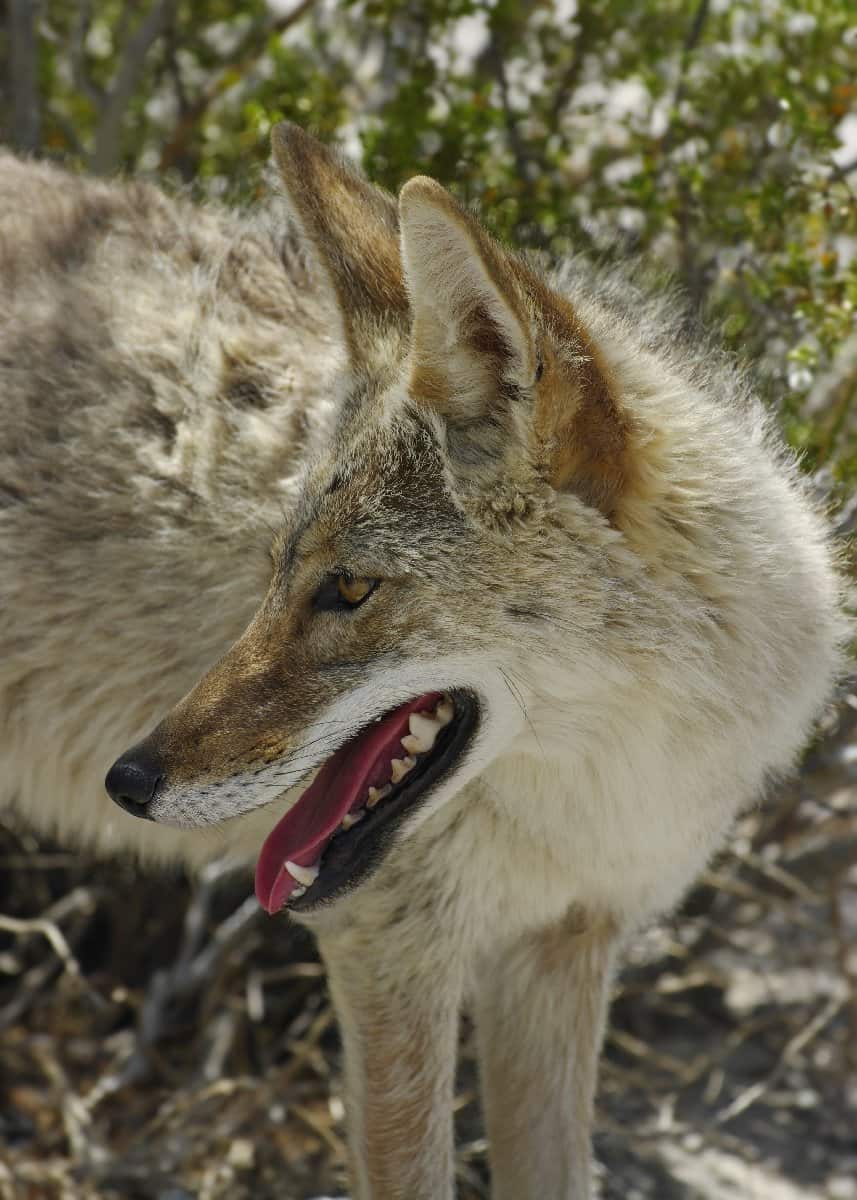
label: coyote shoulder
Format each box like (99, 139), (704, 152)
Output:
(0, 128), (845, 1200)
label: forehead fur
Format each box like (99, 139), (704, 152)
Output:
(274, 406), (466, 576)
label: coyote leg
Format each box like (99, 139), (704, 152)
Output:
(317, 907), (465, 1200)
(473, 909), (617, 1200)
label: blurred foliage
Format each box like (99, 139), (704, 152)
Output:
(2, 0), (856, 488)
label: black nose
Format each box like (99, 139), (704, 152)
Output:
(105, 745), (164, 820)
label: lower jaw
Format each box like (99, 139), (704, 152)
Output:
(287, 690), (480, 914)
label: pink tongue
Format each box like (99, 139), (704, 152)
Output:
(255, 693), (442, 914)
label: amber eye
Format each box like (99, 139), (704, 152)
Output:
(339, 575), (377, 605)
(313, 573), (379, 613)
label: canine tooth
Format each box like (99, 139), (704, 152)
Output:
(341, 809), (365, 830)
(367, 784), (391, 808)
(285, 860), (319, 887)
(407, 712), (441, 751)
(435, 697), (454, 725)
(390, 756), (416, 783)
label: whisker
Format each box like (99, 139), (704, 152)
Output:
(499, 666), (547, 766)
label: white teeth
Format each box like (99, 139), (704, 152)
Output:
(291, 885), (307, 899)
(435, 696), (454, 726)
(407, 712), (441, 752)
(285, 860), (320, 887)
(367, 784), (391, 809)
(400, 734), (422, 755)
(341, 809), (365, 830)
(390, 756), (416, 783)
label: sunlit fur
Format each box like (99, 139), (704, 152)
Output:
(0, 128), (847, 1200)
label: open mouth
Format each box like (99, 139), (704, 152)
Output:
(254, 690), (479, 914)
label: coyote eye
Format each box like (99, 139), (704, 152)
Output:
(313, 573), (379, 613)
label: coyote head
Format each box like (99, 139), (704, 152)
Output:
(106, 124), (634, 915)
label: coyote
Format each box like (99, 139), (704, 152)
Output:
(0, 125), (845, 1199)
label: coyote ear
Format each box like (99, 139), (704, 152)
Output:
(399, 176), (536, 432)
(399, 177), (628, 517)
(271, 123), (407, 364)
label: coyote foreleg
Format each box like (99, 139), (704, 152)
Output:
(317, 901), (466, 1200)
(473, 910), (618, 1200)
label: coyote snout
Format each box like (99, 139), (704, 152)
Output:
(102, 562), (509, 914)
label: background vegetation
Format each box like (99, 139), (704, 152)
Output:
(3, 0), (856, 485)
(1, 2), (856, 1197)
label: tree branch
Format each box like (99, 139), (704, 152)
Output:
(7, 0), (42, 154)
(90, 0), (176, 175)
(659, 0), (713, 303)
(70, 0), (106, 110)
(158, 0), (318, 174)
(479, 26), (533, 187)
(546, 4), (596, 128)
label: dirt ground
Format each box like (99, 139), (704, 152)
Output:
(2, 699), (856, 1200)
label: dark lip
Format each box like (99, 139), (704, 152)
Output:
(287, 689), (480, 913)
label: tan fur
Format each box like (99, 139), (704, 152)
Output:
(0, 124), (847, 1198)
(322, 922), (461, 1200)
(475, 911), (617, 1200)
(526, 285), (630, 515)
(271, 123), (407, 365)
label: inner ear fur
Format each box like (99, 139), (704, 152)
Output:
(398, 176), (629, 518)
(271, 122), (408, 361)
(399, 176), (536, 393)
